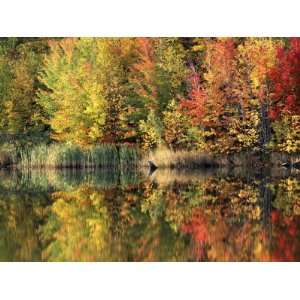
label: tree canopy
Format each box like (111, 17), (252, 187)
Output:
(0, 37), (299, 153)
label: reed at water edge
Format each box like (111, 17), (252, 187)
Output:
(141, 147), (218, 169)
(142, 147), (300, 170)
(0, 143), (140, 170)
(1, 143), (300, 172)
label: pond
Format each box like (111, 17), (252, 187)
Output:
(0, 167), (299, 261)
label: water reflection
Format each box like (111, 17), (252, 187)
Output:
(0, 167), (300, 261)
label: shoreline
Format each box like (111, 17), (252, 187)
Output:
(1, 142), (300, 172)
(1, 152), (300, 171)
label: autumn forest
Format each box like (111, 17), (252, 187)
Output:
(0, 37), (300, 262)
(0, 37), (299, 163)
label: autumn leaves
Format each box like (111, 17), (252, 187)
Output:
(0, 37), (299, 154)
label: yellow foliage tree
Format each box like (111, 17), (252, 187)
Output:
(237, 38), (283, 148)
(38, 38), (135, 146)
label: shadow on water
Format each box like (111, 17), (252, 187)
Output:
(0, 165), (300, 261)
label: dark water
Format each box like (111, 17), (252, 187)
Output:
(0, 167), (300, 262)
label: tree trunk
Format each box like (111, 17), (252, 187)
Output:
(259, 101), (271, 151)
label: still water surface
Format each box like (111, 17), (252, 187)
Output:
(0, 167), (299, 261)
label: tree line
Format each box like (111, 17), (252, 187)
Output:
(0, 37), (299, 154)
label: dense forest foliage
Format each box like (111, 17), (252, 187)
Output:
(0, 37), (299, 154)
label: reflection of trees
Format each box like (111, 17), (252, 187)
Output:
(41, 185), (113, 261)
(181, 207), (271, 261)
(0, 190), (48, 261)
(2, 171), (300, 261)
(172, 176), (300, 261)
(270, 178), (300, 261)
(116, 178), (264, 261)
(41, 181), (192, 261)
(269, 210), (300, 261)
(121, 182), (192, 261)
(133, 178), (271, 261)
(273, 178), (300, 216)
(174, 178), (270, 261)
(181, 210), (209, 261)
(125, 215), (189, 261)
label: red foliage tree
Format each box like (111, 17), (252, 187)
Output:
(180, 70), (207, 125)
(269, 38), (300, 119)
(180, 38), (237, 127)
(131, 37), (158, 104)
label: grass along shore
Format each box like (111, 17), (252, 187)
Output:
(0, 143), (300, 171)
(142, 147), (300, 170)
(0, 143), (140, 170)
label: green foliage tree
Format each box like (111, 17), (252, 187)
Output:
(38, 38), (136, 146)
(139, 110), (163, 150)
(237, 38), (283, 150)
(0, 38), (49, 139)
(126, 38), (188, 149)
(163, 99), (204, 150)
